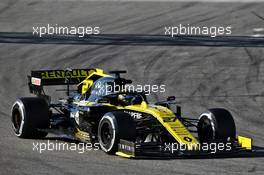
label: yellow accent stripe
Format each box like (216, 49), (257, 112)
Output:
(77, 68), (111, 86)
(74, 128), (90, 141)
(124, 104), (199, 150)
(115, 151), (134, 158)
(237, 135), (252, 150)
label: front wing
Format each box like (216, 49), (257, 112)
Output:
(116, 136), (254, 159)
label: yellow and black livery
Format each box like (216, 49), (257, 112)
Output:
(12, 68), (253, 158)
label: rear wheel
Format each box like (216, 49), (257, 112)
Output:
(11, 97), (50, 138)
(197, 108), (236, 143)
(98, 111), (136, 154)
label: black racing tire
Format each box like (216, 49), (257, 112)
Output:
(98, 111), (136, 154)
(11, 97), (50, 138)
(197, 108), (236, 143)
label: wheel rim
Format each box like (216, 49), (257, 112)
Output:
(198, 117), (214, 142)
(12, 109), (22, 134)
(100, 122), (114, 147)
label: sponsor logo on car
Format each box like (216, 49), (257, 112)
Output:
(125, 111), (142, 119)
(31, 77), (41, 86)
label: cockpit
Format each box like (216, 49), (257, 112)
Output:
(85, 76), (147, 106)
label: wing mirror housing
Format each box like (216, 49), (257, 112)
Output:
(167, 96), (176, 101)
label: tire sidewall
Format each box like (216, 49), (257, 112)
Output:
(198, 112), (217, 141)
(11, 100), (26, 137)
(11, 97), (49, 138)
(98, 113), (118, 153)
(198, 108), (236, 142)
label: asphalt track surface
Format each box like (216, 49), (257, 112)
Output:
(1, 0), (264, 174)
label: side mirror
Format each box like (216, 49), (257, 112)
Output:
(167, 96), (176, 101)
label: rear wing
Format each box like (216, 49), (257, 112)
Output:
(28, 68), (97, 96)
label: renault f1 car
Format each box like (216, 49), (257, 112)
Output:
(11, 68), (253, 158)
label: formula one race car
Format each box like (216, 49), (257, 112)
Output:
(11, 68), (253, 158)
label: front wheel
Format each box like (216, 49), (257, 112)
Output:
(197, 108), (236, 143)
(98, 111), (136, 154)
